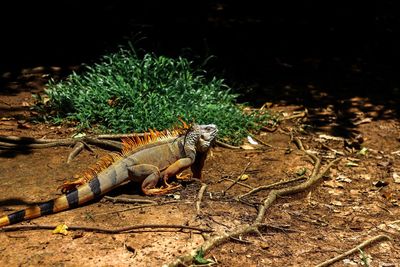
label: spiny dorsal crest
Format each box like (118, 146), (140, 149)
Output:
(121, 120), (191, 155)
(121, 128), (183, 155)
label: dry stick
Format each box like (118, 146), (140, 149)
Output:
(215, 140), (241, 150)
(1, 224), (213, 234)
(250, 135), (273, 148)
(238, 176), (307, 199)
(315, 234), (392, 267)
(94, 200), (181, 217)
(103, 196), (157, 205)
(223, 162), (251, 194)
(97, 133), (148, 139)
(67, 142), (85, 163)
(220, 178), (253, 189)
(319, 142), (346, 156)
(83, 137), (122, 150)
(196, 183), (208, 216)
(281, 111), (307, 121)
(168, 140), (340, 267)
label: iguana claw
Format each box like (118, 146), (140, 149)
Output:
(144, 183), (182, 196)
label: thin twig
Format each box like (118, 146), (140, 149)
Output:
(315, 235), (392, 267)
(219, 177), (253, 189)
(223, 162), (251, 194)
(238, 176), (307, 199)
(250, 136), (273, 148)
(1, 223), (213, 234)
(319, 142), (346, 156)
(103, 196), (158, 204)
(281, 111), (307, 121)
(94, 200), (182, 217)
(196, 183), (208, 216)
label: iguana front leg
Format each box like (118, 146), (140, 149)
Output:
(127, 164), (181, 195)
(162, 157), (194, 186)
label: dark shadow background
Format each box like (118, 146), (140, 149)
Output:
(1, 0), (399, 136)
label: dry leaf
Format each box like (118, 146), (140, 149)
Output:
(359, 174), (371, 180)
(331, 200), (343, 206)
(393, 172), (400, 183)
(53, 224), (69, 235)
(345, 161), (359, 167)
(336, 175), (352, 183)
(353, 117), (373, 125)
(240, 174), (249, 181)
(240, 144), (256, 150)
(327, 189), (344, 196)
(318, 134), (344, 141)
(324, 179), (344, 189)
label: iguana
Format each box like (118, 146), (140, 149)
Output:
(0, 123), (218, 227)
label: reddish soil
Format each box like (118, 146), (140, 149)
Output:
(1, 67), (399, 266)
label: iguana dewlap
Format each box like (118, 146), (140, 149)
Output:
(0, 124), (218, 227)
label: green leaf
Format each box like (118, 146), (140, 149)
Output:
(194, 248), (211, 265)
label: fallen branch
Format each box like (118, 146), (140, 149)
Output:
(315, 234), (392, 267)
(0, 135), (122, 151)
(196, 183), (208, 216)
(168, 137), (341, 266)
(281, 111), (307, 121)
(67, 142), (85, 163)
(103, 196), (158, 205)
(238, 176), (306, 199)
(1, 223), (213, 234)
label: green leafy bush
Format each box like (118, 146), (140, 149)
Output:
(43, 48), (272, 145)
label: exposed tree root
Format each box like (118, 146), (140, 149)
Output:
(167, 138), (341, 267)
(238, 175), (306, 199)
(315, 234), (392, 267)
(67, 142), (85, 163)
(215, 140), (241, 149)
(0, 135), (122, 152)
(1, 223), (213, 234)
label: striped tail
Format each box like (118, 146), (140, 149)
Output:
(0, 174), (112, 227)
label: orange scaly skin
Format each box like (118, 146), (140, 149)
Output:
(0, 124), (218, 227)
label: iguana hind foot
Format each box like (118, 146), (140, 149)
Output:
(176, 172), (192, 180)
(57, 178), (87, 193)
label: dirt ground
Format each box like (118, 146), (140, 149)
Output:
(0, 67), (400, 267)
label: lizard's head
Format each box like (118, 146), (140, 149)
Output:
(194, 124), (218, 152)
